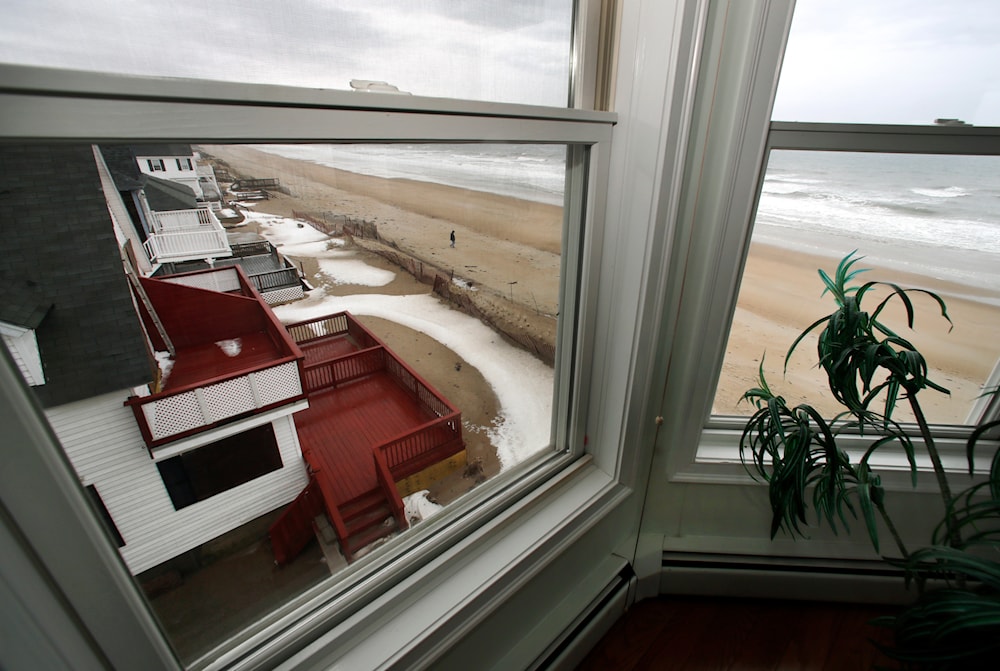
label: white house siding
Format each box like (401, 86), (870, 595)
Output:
(2, 328), (45, 386)
(44, 390), (309, 574)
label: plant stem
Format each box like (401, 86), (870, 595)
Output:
(907, 392), (961, 547)
(876, 501), (909, 560)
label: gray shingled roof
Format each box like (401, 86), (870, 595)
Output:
(0, 276), (51, 330)
(144, 175), (198, 211)
(129, 143), (194, 157)
(0, 145), (151, 408)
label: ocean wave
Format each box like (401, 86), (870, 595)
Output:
(910, 186), (969, 198)
(760, 182), (809, 195)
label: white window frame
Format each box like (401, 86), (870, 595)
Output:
(1, 0), (714, 667)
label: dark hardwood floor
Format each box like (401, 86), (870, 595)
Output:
(575, 596), (899, 670)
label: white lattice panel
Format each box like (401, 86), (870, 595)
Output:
(202, 376), (255, 422)
(148, 391), (205, 440)
(262, 286), (304, 305)
(255, 362), (302, 406)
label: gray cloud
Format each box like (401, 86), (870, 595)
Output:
(0, 0), (571, 106)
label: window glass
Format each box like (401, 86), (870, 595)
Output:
(772, 0), (1000, 125)
(712, 150), (1000, 426)
(0, 0), (573, 107)
(1, 139), (568, 663)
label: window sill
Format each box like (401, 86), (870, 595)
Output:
(681, 425), (995, 493)
(198, 457), (628, 670)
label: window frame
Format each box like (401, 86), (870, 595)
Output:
(690, 122), (1000, 486)
(664, 10), (1000, 485)
(0, 60), (621, 669)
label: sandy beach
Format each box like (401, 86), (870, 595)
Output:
(717, 242), (999, 425)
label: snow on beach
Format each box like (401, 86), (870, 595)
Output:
(248, 212), (553, 470)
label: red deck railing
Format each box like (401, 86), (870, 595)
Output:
(301, 346), (386, 393)
(377, 415), (463, 481)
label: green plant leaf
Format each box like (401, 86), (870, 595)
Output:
(857, 465), (880, 553)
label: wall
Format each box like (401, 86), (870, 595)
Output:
(45, 390), (309, 574)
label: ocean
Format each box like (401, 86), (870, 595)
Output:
(756, 150), (1000, 296)
(250, 143), (568, 207)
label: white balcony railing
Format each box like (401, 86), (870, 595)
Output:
(143, 208), (231, 263)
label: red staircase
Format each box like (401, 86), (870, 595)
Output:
(270, 478), (406, 565)
(336, 488), (401, 560)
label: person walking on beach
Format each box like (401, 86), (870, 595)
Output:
(450, 230), (456, 248)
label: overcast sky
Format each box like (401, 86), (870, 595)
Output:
(1, 1), (998, 124)
(0, 0), (573, 106)
(773, 0), (1000, 125)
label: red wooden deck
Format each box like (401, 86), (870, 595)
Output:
(294, 373), (434, 502)
(166, 331), (283, 389)
(271, 312), (464, 563)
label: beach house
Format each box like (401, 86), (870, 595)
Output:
(101, 144), (306, 304)
(133, 143), (224, 210)
(3, 2), (999, 670)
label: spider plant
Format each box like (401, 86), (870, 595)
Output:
(739, 251), (1000, 668)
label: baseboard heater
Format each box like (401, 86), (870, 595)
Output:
(660, 551), (914, 605)
(532, 563), (637, 671)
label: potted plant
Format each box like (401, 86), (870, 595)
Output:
(739, 251), (1000, 669)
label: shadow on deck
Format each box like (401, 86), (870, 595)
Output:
(269, 312), (464, 563)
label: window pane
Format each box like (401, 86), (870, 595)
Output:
(712, 150), (1000, 426)
(773, 0), (1000, 125)
(1, 140), (567, 662)
(0, 0), (573, 106)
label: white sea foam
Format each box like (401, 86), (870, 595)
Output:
(755, 151), (1000, 294)
(910, 186), (969, 198)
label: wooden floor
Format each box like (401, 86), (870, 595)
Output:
(293, 373), (434, 502)
(167, 330), (282, 389)
(575, 596), (899, 671)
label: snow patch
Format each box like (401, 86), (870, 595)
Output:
(403, 490), (444, 525)
(317, 258), (395, 286)
(215, 338), (242, 357)
(154, 351), (174, 384)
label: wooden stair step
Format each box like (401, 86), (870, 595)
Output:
(344, 504), (393, 535)
(339, 489), (387, 520)
(344, 517), (399, 557)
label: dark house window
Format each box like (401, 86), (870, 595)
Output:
(85, 485), (125, 547)
(146, 158), (165, 171)
(176, 158), (193, 170)
(156, 424), (284, 510)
